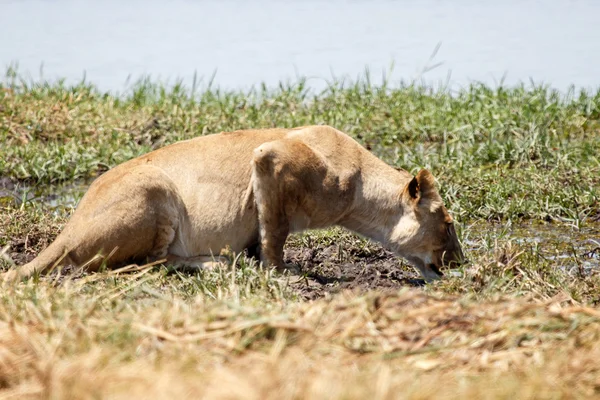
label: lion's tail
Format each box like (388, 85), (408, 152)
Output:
(4, 236), (72, 282)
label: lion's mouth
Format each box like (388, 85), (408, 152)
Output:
(428, 263), (444, 277)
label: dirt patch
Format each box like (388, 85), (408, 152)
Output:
(284, 242), (422, 301)
(0, 208), (65, 267)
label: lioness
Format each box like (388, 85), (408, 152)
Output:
(5, 125), (463, 282)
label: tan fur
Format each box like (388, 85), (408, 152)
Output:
(5, 126), (464, 282)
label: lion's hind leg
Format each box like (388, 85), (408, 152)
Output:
(5, 165), (185, 281)
(66, 165), (185, 272)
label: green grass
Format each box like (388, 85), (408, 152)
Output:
(1, 73), (599, 223)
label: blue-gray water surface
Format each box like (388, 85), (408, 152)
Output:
(1, 0), (599, 92)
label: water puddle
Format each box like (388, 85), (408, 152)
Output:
(463, 221), (600, 275)
(0, 177), (88, 213)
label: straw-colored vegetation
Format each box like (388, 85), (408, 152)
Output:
(1, 71), (599, 398)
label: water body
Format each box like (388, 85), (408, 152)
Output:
(1, 0), (599, 93)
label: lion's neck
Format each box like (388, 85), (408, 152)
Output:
(339, 163), (412, 245)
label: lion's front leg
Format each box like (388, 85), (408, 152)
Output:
(251, 137), (333, 274)
(251, 142), (300, 272)
(254, 186), (290, 270)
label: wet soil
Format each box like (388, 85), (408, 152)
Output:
(0, 177), (86, 211)
(284, 243), (422, 301)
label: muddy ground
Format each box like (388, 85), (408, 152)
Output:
(284, 244), (422, 300)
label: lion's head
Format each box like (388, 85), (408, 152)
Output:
(390, 169), (465, 281)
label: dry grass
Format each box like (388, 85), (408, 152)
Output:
(2, 271), (600, 399)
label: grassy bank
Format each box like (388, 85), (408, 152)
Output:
(1, 75), (600, 398)
(1, 76), (599, 221)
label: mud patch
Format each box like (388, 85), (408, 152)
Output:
(0, 209), (65, 267)
(284, 241), (422, 301)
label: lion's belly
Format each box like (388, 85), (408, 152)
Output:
(167, 182), (259, 257)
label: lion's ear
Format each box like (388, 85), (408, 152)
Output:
(406, 176), (420, 201)
(403, 169), (440, 204)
